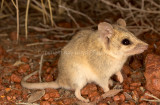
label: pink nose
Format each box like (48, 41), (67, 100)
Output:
(143, 44), (148, 50)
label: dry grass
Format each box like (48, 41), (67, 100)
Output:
(0, 0), (160, 40)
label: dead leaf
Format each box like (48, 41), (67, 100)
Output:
(13, 61), (24, 66)
(28, 90), (45, 103)
(123, 92), (132, 100)
(102, 89), (123, 98)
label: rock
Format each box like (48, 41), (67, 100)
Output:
(45, 88), (60, 98)
(81, 83), (97, 95)
(40, 101), (50, 105)
(122, 65), (132, 76)
(43, 94), (50, 101)
(44, 74), (53, 82)
(20, 56), (29, 63)
(144, 54), (160, 97)
(98, 102), (108, 105)
(155, 41), (160, 55)
(119, 94), (125, 102)
(139, 102), (147, 105)
(113, 95), (120, 101)
(61, 98), (77, 105)
(10, 74), (21, 83)
(144, 34), (160, 44)
(18, 64), (30, 73)
(130, 82), (141, 87)
(130, 58), (142, 70)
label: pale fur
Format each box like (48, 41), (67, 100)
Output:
(21, 19), (148, 102)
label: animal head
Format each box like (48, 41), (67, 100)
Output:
(98, 19), (148, 58)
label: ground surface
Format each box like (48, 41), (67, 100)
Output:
(0, 19), (160, 105)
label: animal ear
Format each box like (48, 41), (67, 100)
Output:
(98, 22), (114, 39)
(98, 22), (114, 50)
(117, 18), (126, 27)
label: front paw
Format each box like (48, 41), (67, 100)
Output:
(118, 75), (123, 83)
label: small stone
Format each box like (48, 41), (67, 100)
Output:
(130, 58), (142, 70)
(130, 82), (141, 87)
(98, 102), (108, 105)
(45, 74), (53, 82)
(7, 96), (12, 101)
(46, 67), (52, 73)
(119, 94), (125, 102)
(51, 101), (57, 105)
(48, 98), (54, 102)
(81, 83), (97, 95)
(139, 102), (147, 105)
(122, 65), (132, 76)
(20, 56), (29, 63)
(45, 89), (60, 98)
(88, 91), (99, 98)
(11, 74), (21, 83)
(49, 92), (60, 98)
(40, 101), (50, 105)
(129, 100), (136, 105)
(62, 98), (76, 105)
(151, 78), (160, 90)
(89, 91), (100, 101)
(113, 95), (120, 101)
(144, 54), (160, 96)
(43, 94), (50, 101)
(18, 64), (30, 73)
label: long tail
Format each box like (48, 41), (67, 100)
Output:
(21, 70), (60, 89)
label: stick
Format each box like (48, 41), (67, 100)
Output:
(25, 0), (30, 39)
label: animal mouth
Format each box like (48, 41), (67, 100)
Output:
(127, 44), (148, 55)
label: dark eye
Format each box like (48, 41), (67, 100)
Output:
(122, 38), (131, 45)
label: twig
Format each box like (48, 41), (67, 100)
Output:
(16, 0), (19, 42)
(101, 0), (160, 14)
(47, 0), (54, 27)
(11, 0), (19, 42)
(66, 10), (80, 28)
(28, 24), (97, 32)
(41, 0), (47, 24)
(16, 102), (39, 105)
(59, 5), (96, 25)
(141, 93), (160, 102)
(0, 0), (4, 12)
(26, 40), (68, 47)
(25, 0), (30, 39)
(39, 55), (43, 82)
(11, 0), (17, 9)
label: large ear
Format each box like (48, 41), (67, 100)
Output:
(117, 18), (126, 27)
(98, 22), (114, 50)
(98, 22), (114, 39)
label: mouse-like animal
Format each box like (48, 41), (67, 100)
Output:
(21, 19), (148, 102)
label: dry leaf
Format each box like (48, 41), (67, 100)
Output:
(13, 61), (24, 66)
(28, 90), (45, 103)
(123, 92), (132, 100)
(102, 89), (123, 98)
